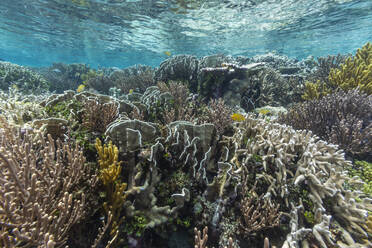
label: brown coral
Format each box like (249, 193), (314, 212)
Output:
(0, 117), (87, 248)
(279, 89), (372, 160)
(82, 97), (119, 133)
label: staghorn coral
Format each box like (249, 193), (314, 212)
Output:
(199, 98), (233, 136)
(227, 116), (371, 247)
(193, 226), (270, 248)
(239, 181), (281, 235)
(329, 42), (372, 95)
(82, 97), (119, 133)
(0, 117), (87, 248)
(0, 89), (48, 126)
(278, 89), (372, 160)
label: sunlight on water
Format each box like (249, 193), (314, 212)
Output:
(0, 0), (371, 67)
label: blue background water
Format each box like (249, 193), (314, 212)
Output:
(0, 0), (371, 68)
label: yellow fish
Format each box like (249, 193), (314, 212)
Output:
(231, 113), (245, 122)
(164, 51), (171, 56)
(258, 109), (270, 115)
(77, 84), (85, 93)
(129, 89), (133, 94)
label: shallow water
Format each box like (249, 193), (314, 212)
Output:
(0, 0), (371, 67)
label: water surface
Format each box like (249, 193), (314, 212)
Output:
(0, 0), (371, 67)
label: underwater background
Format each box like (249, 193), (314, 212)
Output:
(0, 1), (372, 248)
(0, 0), (372, 67)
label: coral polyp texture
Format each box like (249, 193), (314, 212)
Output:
(0, 47), (371, 248)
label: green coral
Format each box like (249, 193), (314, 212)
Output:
(123, 215), (149, 237)
(348, 160), (372, 196)
(45, 99), (83, 120)
(301, 80), (332, 100)
(302, 42), (372, 100)
(329, 42), (372, 95)
(0, 61), (50, 93)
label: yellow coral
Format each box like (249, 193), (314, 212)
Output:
(95, 138), (123, 185)
(95, 138), (128, 240)
(329, 42), (372, 95)
(367, 214), (372, 235)
(302, 80), (332, 100)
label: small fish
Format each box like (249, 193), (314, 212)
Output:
(77, 84), (85, 93)
(52, 68), (61, 73)
(129, 89), (133, 94)
(258, 109), (270, 115)
(231, 113), (245, 122)
(164, 51), (171, 56)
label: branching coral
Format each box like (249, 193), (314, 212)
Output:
(82, 97), (119, 133)
(199, 98), (233, 136)
(239, 182), (281, 234)
(279, 89), (372, 160)
(0, 117), (87, 248)
(0, 89), (48, 126)
(329, 42), (372, 95)
(95, 138), (128, 245)
(230, 116), (370, 247)
(302, 42), (372, 99)
(157, 81), (198, 124)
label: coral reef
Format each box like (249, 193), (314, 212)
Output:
(1, 49), (371, 248)
(154, 55), (199, 90)
(95, 138), (128, 246)
(0, 61), (50, 93)
(329, 42), (372, 95)
(303, 42), (371, 99)
(36, 62), (91, 93)
(110, 65), (155, 94)
(279, 89), (372, 160)
(0, 117), (88, 247)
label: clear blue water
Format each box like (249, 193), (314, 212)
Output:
(0, 0), (371, 68)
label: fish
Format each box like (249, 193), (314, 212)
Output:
(231, 113), (245, 122)
(164, 51), (171, 56)
(52, 68), (61, 73)
(129, 89), (133, 94)
(76, 84), (85, 93)
(258, 109), (270, 115)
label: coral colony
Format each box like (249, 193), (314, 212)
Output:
(0, 43), (371, 248)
